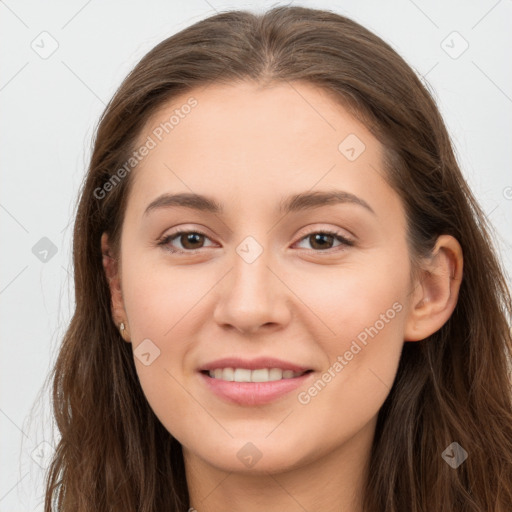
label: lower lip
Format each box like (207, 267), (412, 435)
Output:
(199, 371), (314, 406)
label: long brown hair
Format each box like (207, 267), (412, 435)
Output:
(43, 6), (512, 511)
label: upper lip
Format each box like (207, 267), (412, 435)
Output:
(198, 357), (311, 373)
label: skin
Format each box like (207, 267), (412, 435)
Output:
(101, 81), (463, 512)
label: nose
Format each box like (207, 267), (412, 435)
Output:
(213, 250), (291, 335)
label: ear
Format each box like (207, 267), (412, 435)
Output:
(404, 234), (463, 342)
(101, 232), (130, 342)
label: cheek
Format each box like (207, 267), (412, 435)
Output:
(288, 254), (408, 345)
(121, 253), (203, 342)
(291, 255), (408, 411)
(291, 291), (405, 456)
(120, 257), (203, 440)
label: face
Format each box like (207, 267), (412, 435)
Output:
(107, 81), (416, 474)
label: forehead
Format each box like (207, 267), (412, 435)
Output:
(138, 80), (373, 160)
(126, 80), (400, 223)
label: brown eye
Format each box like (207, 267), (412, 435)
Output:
(158, 230), (215, 254)
(179, 232), (205, 250)
(307, 233), (336, 250)
(295, 230), (354, 252)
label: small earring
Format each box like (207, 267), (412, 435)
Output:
(119, 322), (126, 333)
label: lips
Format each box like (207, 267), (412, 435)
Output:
(198, 356), (315, 406)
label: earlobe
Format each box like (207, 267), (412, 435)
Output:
(101, 232), (130, 342)
(404, 235), (463, 342)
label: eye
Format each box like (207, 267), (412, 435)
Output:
(157, 230), (215, 254)
(157, 228), (354, 255)
(294, 229), (354, 252)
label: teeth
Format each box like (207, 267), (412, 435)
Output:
(269, 368), (283, 380)
(234, 368), (251, 382)
(251, 369), (269, 382)
(207, 367), (305, 382)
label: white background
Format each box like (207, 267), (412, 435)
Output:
(1, 0), (511, 510)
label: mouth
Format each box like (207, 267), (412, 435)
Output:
(199, 367), (315, 406)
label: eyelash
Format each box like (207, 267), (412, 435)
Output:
(157, 228), (354, 255)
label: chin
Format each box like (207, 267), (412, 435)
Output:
(192, 437), (315, 475)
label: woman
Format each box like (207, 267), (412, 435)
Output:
(44, 6), (512, 511)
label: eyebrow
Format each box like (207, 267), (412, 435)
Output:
(143, 190), (375, 217)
